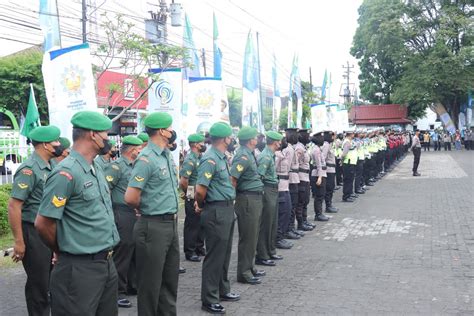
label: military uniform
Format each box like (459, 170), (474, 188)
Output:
(256, 131), (283, 262)
(95, 155), (110, 170)
(128, 112), (180, 316)
(231, 127), (264, 283)
(197, 122), (236, 310)
(10, 126), (60, 316)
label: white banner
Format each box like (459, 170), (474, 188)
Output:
(327, 105), (338, 131)
(310, 103), (328, 133)
(337, 109), (349, 132)
(42, 43), (99, 141)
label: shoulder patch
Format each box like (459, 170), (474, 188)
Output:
(106, 175), (114, 182)
(236, 164), (244, 172)
(111, 164), (120, 170)
(204, 172), (213, 179)
(22, 169), (33, 176)
(186, 170), (192, 176)
(52, 195), (67, 208)
(139, 157), (149, 163)
(207, 159), (216, 165)
(59, 171), (73, 180)
(134, 176), (145, 182)
(188, 161), (194, 166)
(17, 183), (28, 189)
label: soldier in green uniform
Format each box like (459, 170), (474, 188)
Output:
(230, 126), (266, 285)
(50, 136), (71, 169)
(194, 122), (240, 314)
(95, 139), (117, 170)
(255, 131), (284, 266)
(124, 112), (180, 316)
(8, 125), (61, 316)
(179, 133), (206, 262)
(35, 111), (120, 316)
(104, 135), (143, 308)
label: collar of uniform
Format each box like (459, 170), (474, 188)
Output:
(189, 150), (200, 160)
(263, 146), (275, 158)
(147, 141), (167, 156)
(121, 156), (133, 166)
(210, 146), (226, 159)
(31, 151), (51, 170)
(241, 145), (254, 157)
(70, 150), (92, 173)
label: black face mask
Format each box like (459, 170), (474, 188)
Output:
(226, 138), (236, 152)
(170, 142), (177, 151)
(109, 150), (118, 158)
(95, 134), (112, 156)
(256, 140), (266, 152)
(168, 130), (177, 144)
(199, 144), (207, 153)
(280, 138), (288, 150)
(51, 145), (64, 158)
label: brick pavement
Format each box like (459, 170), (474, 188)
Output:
(1, 150), (473, 315)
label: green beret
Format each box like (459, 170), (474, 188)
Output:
(109, 139), (117, 147)
(137, 132), (149, 142)
(71, 111), (112, 131)
(122, 135), (143, 146)
(58, 137), (71, 149)
(209, 122), (232, 138)
(238, 126), (258, 140)
(188, 133), (205, 143)
(144, 112), (172, 129)
(265, 131), (284, 141)
(28, 125), (60, 142)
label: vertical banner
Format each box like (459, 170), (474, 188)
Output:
(42, 43), (98, 141)
(327, 104), (338, 131)
(186, 77), (223, 135)
(39, 0), (61, 52)
(310, 103), (328, 133)
(148, 68), (183, 163)
(338, 109), (350, 132)
(242, 31), (262, 130)
(430, 103), (456, 134)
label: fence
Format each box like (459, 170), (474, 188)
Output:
(0, 141), (32, 185)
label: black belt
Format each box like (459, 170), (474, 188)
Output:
(237, 190), (263, 195)
(141, 213), (177, 220)
(59, 249), (114, 261)
(289, 168), (299, 173)
(264, 183), (278, 188)
(206, 200), (234, 207)
(327, 163), (336, 167)
(298, 168), (310, 173)
(277, 175), (289, 180)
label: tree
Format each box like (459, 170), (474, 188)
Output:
(227, 87), (242, 127)
(351, 0), (474, 124)
(93, 13), (190, 121)
(0, 50), (49, 124)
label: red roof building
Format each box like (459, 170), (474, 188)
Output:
(349, 104), (412, 125)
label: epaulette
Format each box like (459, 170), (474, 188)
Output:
(139, 156), (150, 163)
(241, 156), (248, 161)
(207, 159), (216, 165)
(111, 164), (120, 170)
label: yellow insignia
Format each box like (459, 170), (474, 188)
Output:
(52, 196), (66, 208)
(236, 164), (244, 172)
(188, 161), (194, 166)
(241, 156), (248, 161)
(106, 175), (114, 182)
(186, 171), (192, 176)
(207, 159), (216, 165)
(18, 183), (28, 189)
(111, 164), (120, 170)
(134, 176), (145, 182)
(204, 172), (212, 179)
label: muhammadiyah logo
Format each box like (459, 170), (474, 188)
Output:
(61, 65), (85, 97)
(194, 89), (215, 110)
(154, 80), (174, 105)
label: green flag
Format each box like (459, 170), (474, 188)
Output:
(21, 84), (41, 137)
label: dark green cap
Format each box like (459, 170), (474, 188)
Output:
(265, 131), (284, 141)
(28, 125), (60, 142)
(238, 126), (258, 140)
(58, 137), (71, 149)
(71, 111), (112, 131)
(109, 139), (117, 147)
(188, 133), (205, 143)
(137, 132), (149, 142)
(144, 112), (172, 129)
(122, 135), (143, 146)
(209, 122), (232, 138)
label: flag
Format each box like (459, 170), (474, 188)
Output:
(289, 54), (302, 128)
(272, 53), (281, 129)
(183, 14), (200, 79)
(272, 53), (280, 97)
(21, 84), (41, 137)
(242, 31), (261, 130)
(321, 70), (328, 100)
(39, 0), (61, 51)
(213, 12), (222, 79)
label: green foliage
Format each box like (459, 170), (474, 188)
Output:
(227, 87), (242, 128)
(0, 51), (48, 124)
(263, 107), (273, 131)
(279, 107), (288, 130)
(0, 184), (12, 236)
(351, 0), (474, 122)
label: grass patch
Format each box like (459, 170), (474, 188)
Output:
(0, 231), (20, 269)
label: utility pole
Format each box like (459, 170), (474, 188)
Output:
(82, 0), (87, 43)
(340, 61), (354, 106)
(201, 48), (207, 76)
(309, 67), (313, 92)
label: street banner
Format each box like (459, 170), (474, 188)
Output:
(327, 104), (338, 131)
(42, 43), (98, 141)
(337, 109), (350, 132)
(310, 103), (328, 133)
(430, 103), (456, 134)
(242, 31), (262, 131)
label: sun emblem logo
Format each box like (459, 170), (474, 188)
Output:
(61, 65), (84, 97)
(195, 89), (214, 110)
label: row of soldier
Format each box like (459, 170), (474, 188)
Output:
(8, 109), (407, 316)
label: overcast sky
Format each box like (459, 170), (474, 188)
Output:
(0, 0), (363, 103)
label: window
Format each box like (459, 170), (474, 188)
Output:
(124, 79), (135, 100)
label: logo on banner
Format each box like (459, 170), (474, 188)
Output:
(195, 89), (215, 111)
(154, 80), (174, 105)
(61, 65), (84, 97)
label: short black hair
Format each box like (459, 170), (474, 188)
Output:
(210, 136), (225, 144)
(239, 139), (250, 146)
(145, 126), (158, 137)
(72, 127), (89, 142)
(121, 144), (131, 153)
(266, 138), (276, 145)
(31, 140), (41, 147)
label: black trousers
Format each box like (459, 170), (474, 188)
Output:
(277, 191), (291, 239)
(183, 199), (205, 257)
(313, 177), (327, 216)
(364, 157), (375, 184)
(335, 159), (343, 185)
(412, 147), (421, 173)
(22, 222), (51, 316)
(296, 181), (310, 222)
(324, 172), (335, 209)
(288, 183), (299, 229)
(342, 163), (355, 200)
(355, 160), (364, 191)
(113, 208), (137, 297)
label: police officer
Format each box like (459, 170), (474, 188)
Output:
(411, 129), (422, 176)
(179, 133), (207, 262)
(8, 125), (61, 316)
(95, 139), (117, 170)
(311, 132), (329, 221)
(124, 112), (180, 316)
(104, 135), (143, 308)
(194, 122), (240, 314)
(255, 131), (284, 266)
(295, 129), (315, 231)
(341, 129), (357, 202)
(231, 126), (266, 285)
(35, 111), (120, 315)
(322, 131), (338, 213)
(334, 133), (344, 187)
(354, 130), (365, 195)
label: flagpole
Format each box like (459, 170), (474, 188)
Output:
(256, 31), (264, 133)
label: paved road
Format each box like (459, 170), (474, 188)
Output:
(1, 150), (473, 315)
